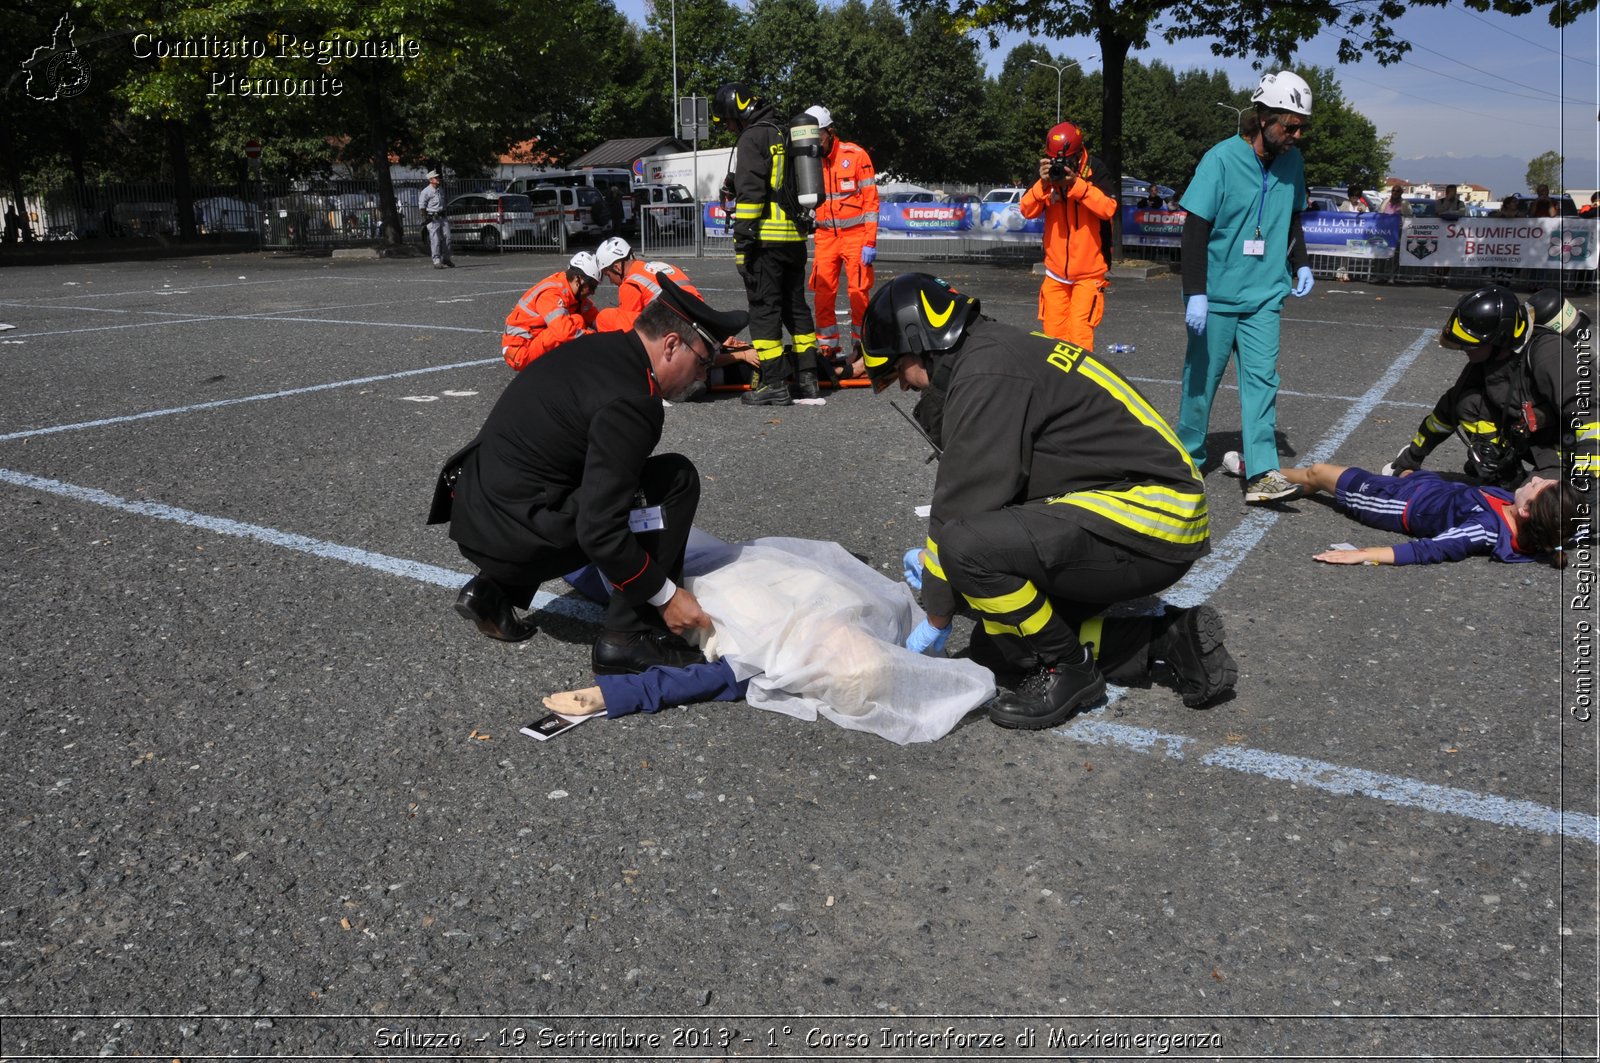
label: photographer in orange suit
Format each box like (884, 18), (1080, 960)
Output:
(1018, 121), (1117, 350)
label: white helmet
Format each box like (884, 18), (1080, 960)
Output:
(804, 105), (833, 129)
(568, 251), (601, 283)
(1251, 70), (1312, 116)
(596, 236), (632, 271)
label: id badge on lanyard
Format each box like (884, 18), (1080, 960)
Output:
(1243, 160), (1269, 257)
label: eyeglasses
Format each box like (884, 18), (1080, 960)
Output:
(688, 324), (719, 369)
(1277, 120), (1310, 136)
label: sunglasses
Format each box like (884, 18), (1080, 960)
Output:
(1277, 119), (1310, 136)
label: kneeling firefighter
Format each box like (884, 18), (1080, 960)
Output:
(861, 273), (1239, 727)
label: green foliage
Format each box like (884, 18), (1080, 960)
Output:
(1295, 66), (1392, 189)
(1526, 151), (1564, 192)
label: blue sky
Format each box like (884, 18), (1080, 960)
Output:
(615, 0), (1597, 185)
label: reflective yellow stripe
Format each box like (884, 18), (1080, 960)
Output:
(1077, 357), (1200, 482)
(964, 581), (1041, 615)
(923, 538), (947, 582)
(1055, 489), (1210, 545)
(1424, 413), (1453, 434)
(733, 204), (763, 220)
(980, 598), (1053, 638)
(1577, 422), (1600, 442)
(1079, 615), (1104, 661)
(1460, 419), (1500, 437)
(752, 339), (785, 362)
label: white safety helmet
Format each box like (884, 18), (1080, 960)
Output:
(596, 236), (632, 271)
(1250, 70), (1312, 116)
(804, 105), (833, 129)
(567, 251), (601, 283)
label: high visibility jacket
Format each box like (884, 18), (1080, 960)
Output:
(913, 317), (1208, 619)
(1018, 154), (1116, 283)
(595, 260), (700, 334)
(502, 271), (598, 371)
(731, 106), (807, 247)
(814, 139), (878, 246)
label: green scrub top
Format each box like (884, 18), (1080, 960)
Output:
(1180, 134), (1306, 314)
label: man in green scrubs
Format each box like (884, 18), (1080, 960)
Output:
(1178, 70), (1315, 504)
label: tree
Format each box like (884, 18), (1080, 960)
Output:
(1526, 151), (1564, 192)
(1294, 66), (1392, 190)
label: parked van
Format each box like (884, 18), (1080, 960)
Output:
(507, 169), (634, 227)
(522, 185), (608, 239)
(633, 183), (695, 238)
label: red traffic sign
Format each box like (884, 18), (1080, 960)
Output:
(244, 140), (262, 159)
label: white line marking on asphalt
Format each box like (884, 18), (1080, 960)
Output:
(0, 358), (502, 443)
(1162, 328), (1435, 608)
(1056, 713), (1598, 843)
(0, 466), (606, 625)
(1125, 375), (1433, 410)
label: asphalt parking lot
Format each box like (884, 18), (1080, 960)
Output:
(0, 249), (1595, 1060)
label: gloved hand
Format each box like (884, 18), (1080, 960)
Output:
(905, 618), (950, 657)
(1292, 265), (1315, 297)
(1381, 445), (1423, 478)
(861, 245), (877, 265)
(1185, 294), (1208, 334)
(902, 547), (924, 590)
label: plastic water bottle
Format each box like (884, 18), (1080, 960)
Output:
(1107, 343), (1136, 354)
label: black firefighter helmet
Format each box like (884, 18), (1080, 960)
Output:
(711, 82), (761, 125)
(860, 273), (981, 392)
(1439, 284), (1529, 361)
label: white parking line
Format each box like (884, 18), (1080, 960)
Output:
(0, 358), (502, 443)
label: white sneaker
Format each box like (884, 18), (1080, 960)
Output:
(1221, 451), (1245, 478)
(1243, 469), (1303, 504)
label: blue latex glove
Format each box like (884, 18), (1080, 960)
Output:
(1185, 294), (1208, 334)
(1292, 265), (1314, 297)
(902, 547), (924, 590)
(905, 618), (950, 657)
(861, 245), (877, 265)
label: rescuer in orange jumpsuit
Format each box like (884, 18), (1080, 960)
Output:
(500, 252), (602, 371)
(1018, 120), (1117, 350)
(805, 105), (879, 377)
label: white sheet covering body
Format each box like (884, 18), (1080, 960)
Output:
(683, 535), (995, 744)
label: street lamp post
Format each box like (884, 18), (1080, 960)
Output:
(670, 0), (678, 136)
(1217, 101), (1246, 135)
(1028, 58), (1079, 124)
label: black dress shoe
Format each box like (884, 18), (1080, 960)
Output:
(454, 576), (536, 642)
(985, 649), (1105, 729)
(592, 629), (705, 676)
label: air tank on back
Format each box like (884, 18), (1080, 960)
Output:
(788, 112), (823, 211)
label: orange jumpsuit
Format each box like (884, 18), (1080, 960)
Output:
(1018, 154), (1117, 350)
(808, 138), (878, 357)
(595, 260), (700, 333)
(501, 271), (599, 371)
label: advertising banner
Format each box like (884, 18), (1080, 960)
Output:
(1301, 212), (1401, 260)
(878, 200), (976, 233)
(1123, 206), (1186, 248)
(1399, 217), (1598, 270)
(976, 202), (1045, 238)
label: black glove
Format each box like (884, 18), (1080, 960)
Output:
(720, 175), (736, 200)
(1382, 445), (1424, 477)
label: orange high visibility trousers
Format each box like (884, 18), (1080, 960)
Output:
(810, 227), (874, 353)
(1037, 276), (1106, 351)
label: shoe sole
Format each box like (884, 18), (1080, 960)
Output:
(986, 674), (1107, 730)
(1243, 484), (1303, 504)
(1168, 605), (1237, 707)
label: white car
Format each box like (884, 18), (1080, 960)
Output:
(633, 183), (695, 237)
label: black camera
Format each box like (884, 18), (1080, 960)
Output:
(1048, 155), (1068, 182)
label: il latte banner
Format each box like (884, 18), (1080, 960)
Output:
(1400, 217), (1598, 270)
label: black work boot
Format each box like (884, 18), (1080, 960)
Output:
(793, 369), (821, 400)
(741, 355), (792, 406)
(985, 647), (1105, 729)
(1150, 604), (1237, 707)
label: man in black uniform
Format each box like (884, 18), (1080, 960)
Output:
(712, 81), (820, 407)
(861, 273), (1238, 728)
(1384, 285), (1597, 488)
(430, 277), (749, 675)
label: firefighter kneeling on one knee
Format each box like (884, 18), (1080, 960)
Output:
(861, 273), (1239, 728)
(712, 81), (822, 406)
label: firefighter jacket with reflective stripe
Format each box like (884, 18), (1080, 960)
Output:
(503, 271), (598, 371)
(596, 261), (700, 334)
(814, 139), (878, 245)
(914, 317), (1209, 619)
(731, 107), (806, 246)
(1399, 328), (1597, 481)
(1018, 153), (1116, 284)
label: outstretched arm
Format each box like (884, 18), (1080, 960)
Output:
(1314, 546), (1395, 566)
